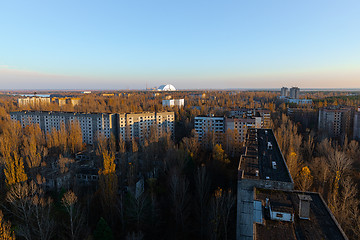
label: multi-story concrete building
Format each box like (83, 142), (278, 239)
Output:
(156, 112), (175, 138)
(281, 87), (289, 97)
(118, 113), (126, 141)
(194, 113), (266, 146)
(225, 117), (262, 143)
(162, 99), (184, 107)
(194, 115), (225, 143)
(126, 112), (156, 142)
(318, 107), (353, 140)
(289, 87), (300, 99)
(51, 97), (81, 106)
(354, 107), (360, 140)
(125, 112), (173, 142)
(285, 98), (312, 105)
(228, 108), (271, 128)
(18, 97), (51, 107)
(10, 111), (117, 145)
(10, 111), (174, 145)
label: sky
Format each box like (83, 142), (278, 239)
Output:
(0, 0), (360, 90)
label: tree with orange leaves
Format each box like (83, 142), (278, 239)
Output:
(4, 151), (28, 185)
(98, 150), (118, 224)
(0, 210), (15, 240)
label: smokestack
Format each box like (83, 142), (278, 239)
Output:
(298, 194), (312, 220)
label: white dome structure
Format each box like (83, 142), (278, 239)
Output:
(157, 84), (176, 91)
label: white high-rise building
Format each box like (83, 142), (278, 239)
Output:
(162, 99), (184, 107)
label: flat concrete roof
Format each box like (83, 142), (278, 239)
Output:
(238, 128), (293, 183)
(255, 188), (348, 240)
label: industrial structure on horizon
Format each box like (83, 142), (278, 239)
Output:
(157, 84), (176, 91)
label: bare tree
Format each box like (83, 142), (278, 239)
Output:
(195, 165), (211, 239)
(62, 190), (85, 240)
(326, 150), (352, 177)
(209, 187), (235, 240)
(32, 195), (54, 240)
(169, 171), (189, 232)
(125, 192), (150, 232)
(6, 181), (54, 240)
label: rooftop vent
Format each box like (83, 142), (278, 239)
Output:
(272, 161), (277, 169)
(298, 194), (312, 220)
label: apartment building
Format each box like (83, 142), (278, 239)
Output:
(354, 107), (360, 140)
(156, 112), (175, 138)
(194, 112), (269, 146)
(10, 111), (174, 145)
(225, 117), (262, 143)
(318, 107), (353, 140)
(126, 112), (157, 142)
(18, 97), (51, 107)
(10, 111), (116, 145)
(289, 87), (300, 99)
(51, 97), (81, 106)
(126, 111), (174, 142)
(194, 116), (225, 143)
(228, 108), (271, 128)
(118, 113), (126, 141)
(162, 99), (184, 107)
(280, 87), (289, 97)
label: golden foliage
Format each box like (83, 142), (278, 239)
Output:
(98, 151), (116, 175)
(212, 144), (230, 164)
(4, 151), (28, 185)
(0, 210), (15, 240)
(297, 166), (313, 191)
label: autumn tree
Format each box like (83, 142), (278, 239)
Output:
(22, 127), (46, 169)
(0, 210), (15, 240)
(98, 150), (118, 224)
(274, 114), (303, 180)
(4, 151), (28, 185)
(68, 121), (83, 154)
(212, 144), (230, 165)
(181, 130), (200, 161)
(297, 166), (313, 191)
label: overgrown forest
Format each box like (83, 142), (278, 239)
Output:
(0, 90), (359, 239)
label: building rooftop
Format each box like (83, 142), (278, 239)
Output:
(254, 188), (348, 240)
(238, 128), (293, 183)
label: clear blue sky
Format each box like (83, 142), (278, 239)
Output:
(0, 0), (359, 89)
